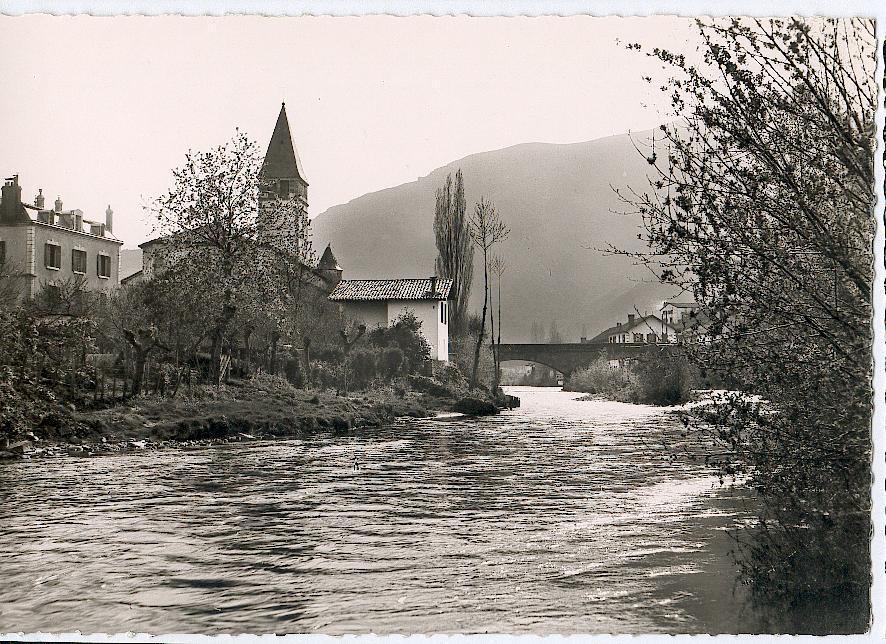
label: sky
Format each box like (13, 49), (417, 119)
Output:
(0, 15), (701, 248)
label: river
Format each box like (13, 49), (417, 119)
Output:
(0, 386), (801, 634)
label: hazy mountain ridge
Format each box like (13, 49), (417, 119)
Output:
(312, 131), (678, 342)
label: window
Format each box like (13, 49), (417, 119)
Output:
(278, 179), (290, 198)
(0, 240), (5, 265)
(72, 249), (87, 274)
(97, 253), (111, 279)
(646, 333), (657, 343)
(440, 301), (447, 324)
(44, 243), (61, 270)
(632, 333), (644, 343)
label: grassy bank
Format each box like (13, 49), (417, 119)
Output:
(0, 374), (509, 460)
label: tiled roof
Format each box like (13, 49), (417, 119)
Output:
(587, 324), (620, 343)
(329, 278), (452, 302)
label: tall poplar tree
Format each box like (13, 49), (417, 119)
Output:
(433, 169), (474, 333)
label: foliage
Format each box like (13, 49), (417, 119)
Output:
(151, 130), (315, 380)
(566, 358), (636, 398)
(433, 169), (474, 333)
(367, 311), (431, 373)
(622, 17), (874, 611)
(566, 353), (690, 405)
(0, 306), (95, 437)
(630, 351), (692, 405)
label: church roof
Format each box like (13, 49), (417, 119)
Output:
(329, 278), (452, 302)
(261, 102), (308, 185)
(318, 244), (341, 270)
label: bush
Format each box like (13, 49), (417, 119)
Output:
(380, 346), (404, 378)
(438, 362), (467, 387)
(565, 352), (692, 406)
(631, 352), (692, 405)
(350, 348), (379, 390)
(367, 311), (431, 373)
(407, 374), (457, 398)
(565, 358), (638, 400)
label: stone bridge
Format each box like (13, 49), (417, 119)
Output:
(497, 342), (677, 378)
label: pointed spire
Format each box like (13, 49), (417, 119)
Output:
(318, 244), (341, 270)
(261, 102), (308, 185)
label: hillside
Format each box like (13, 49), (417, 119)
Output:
(311, 131), (679, 342)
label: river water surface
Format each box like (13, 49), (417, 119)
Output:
(1, 387), (778, 634)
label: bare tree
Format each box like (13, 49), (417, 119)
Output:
(490, 254), (506, 390)
(468, 198), (510, 389)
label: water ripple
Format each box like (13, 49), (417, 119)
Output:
(0, 387), (756, 634)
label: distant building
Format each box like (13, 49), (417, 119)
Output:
(604, 313), (678, 344)
(0, 175), (123, 301)
(660, 301), (699, 326)
(328, 277), (452, 361)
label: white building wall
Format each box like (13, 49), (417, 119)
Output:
(341, 301), (388, 329)
(387, 299), (449, 361)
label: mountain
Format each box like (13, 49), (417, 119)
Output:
(311, 131), (679, 342)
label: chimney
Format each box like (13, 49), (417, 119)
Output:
(1, 175), (22, 222)
(34, 188), (45, 209)
(616, 322), (621, 327)
(75, 213), (83, 231)
(628, 314), (636, 325)
(105, 205), (113, 233)
(430, 275), (438, 296)
(54, 196), (63, 213)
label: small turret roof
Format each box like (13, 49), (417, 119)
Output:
(318, 244), (342, 271)
(261, 102), (308, 185)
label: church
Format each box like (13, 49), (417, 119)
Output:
(131, 103), (452, 362)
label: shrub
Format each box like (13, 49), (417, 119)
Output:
(380, 346), (404, 378)
(350, 348), (379, 389)
(438, 362), (467, 387)
(631, 352), (692, 405)
(407, 374), (457, 398)
(367, 311), (431, 373)
(566, 353), (692, 406)
(565, 358), (637, 399)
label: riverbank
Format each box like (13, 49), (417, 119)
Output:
(0, 375), (510, 461)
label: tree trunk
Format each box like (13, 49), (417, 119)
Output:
(269, 334), (279, 375)
(303, 337), (312, 387)
(494, 278), (502, 390)
(132, 350), (146, 396)
(489, 276), (496, 390)
(210, 302), (236, 385)
(243, 328), (253, 377)
(470, 248), (489, 389)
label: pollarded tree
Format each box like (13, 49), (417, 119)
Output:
(621, 18), (875, 612)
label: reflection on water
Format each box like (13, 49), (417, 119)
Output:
(0, 387), (771, 634)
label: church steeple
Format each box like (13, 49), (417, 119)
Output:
(261, 102), (308, 207)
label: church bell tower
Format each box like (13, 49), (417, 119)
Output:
(261, 102), (309, 210)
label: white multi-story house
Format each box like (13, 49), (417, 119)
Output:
(0, 175), (122, 301)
